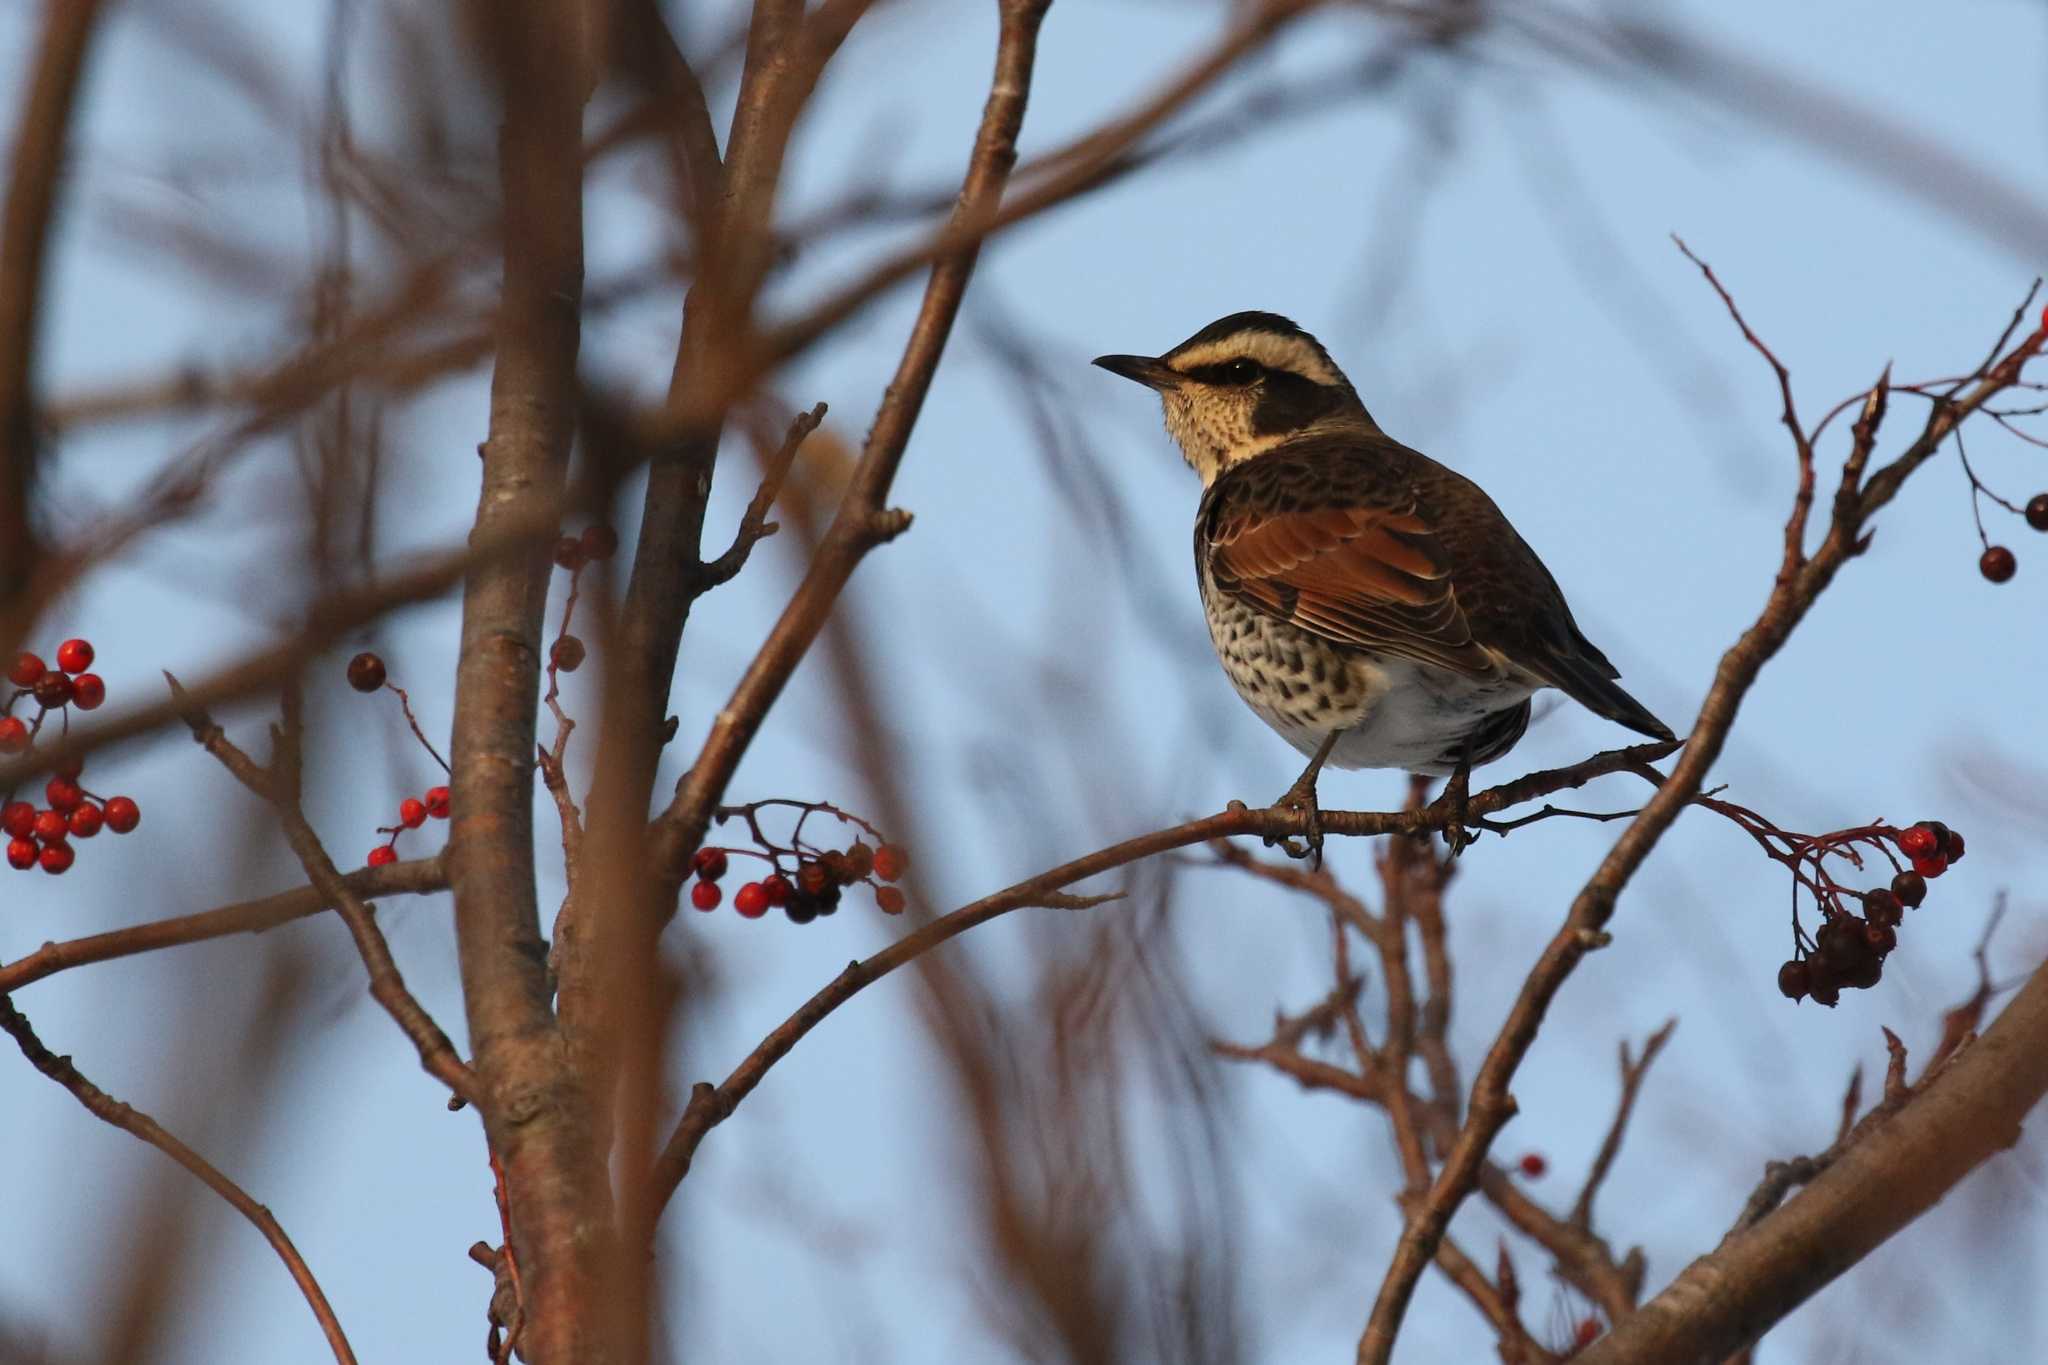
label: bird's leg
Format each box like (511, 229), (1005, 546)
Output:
(1435, 740), (1477, 857)
(1265, 729), (1342, 868)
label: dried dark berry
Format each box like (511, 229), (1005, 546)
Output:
(1980, 545), (2016, 582)
(2027, 493), (2048, 532)
(1944, 829), (1966, 863)
(1863, 922), (1897, 955)
(1864, 888), (1902, 926)
(347, 652), (387, 693)
(1777, 959), (1811, 1000)
(1890, 870), (1927, 908)
(785, 893), (819, 925)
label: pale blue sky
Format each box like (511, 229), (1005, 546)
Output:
(4, 2), (2046, 1361)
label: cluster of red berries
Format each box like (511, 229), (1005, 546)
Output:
(1777, 820), (1963, 1007)
(1977, 492), (2048, 584)
(690, 839), (909, 923)
(367, 784), (450, 868)
(4, 755), (141, 876)
(3, 638), (107, 754)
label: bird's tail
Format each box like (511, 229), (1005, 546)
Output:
(1542, 650), (1676, 743)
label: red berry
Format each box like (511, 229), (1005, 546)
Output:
(733, 881), (769, 918)
(580, 525), (619, 561)
(6, 837), (34, 870)
(1518, 1152), (1547, 1178)
(54, 638), (94, 674)
(1574, 1319), (1602, 1349)
(690, 880), (721, 911)
(367, 844), (397, 868)
(9, 652), (45, 687)
(872, 843), (907, 882)
(876, 885), (906, 915)
(71, 673), (105, 710)
(0, 717), (25, 754)
(32, 809), (67, 843)
(550, 635), (586, 672)
(425, 785), (451, 819)
(38, 841), (74, 874)
(761, 873), (791, 907)
(1944, 829), (1965, 863)
(68, 802), (104, 838)
(1911, 852), (1948, 879)
(692, 847), (728, 882)
(1896, 825), (1937, 859)
(33, 670), (74, 709)
(399, 797), (427, 828)
(552, 536), (586, 571)
(1980, 545), (2016, 582)
(102, 796), (140, 834)
(346, 651), (387, 693)
(1, 801), (34, 839)
(45, 777), (82, 812)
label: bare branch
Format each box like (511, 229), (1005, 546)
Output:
(0, 995), (356, 1364)
(1570, 1020), (1677, 1229)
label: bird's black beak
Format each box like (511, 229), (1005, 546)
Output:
(1091, 354), (1182, 391)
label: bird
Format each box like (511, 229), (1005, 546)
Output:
(1093, 310), (1675, 855)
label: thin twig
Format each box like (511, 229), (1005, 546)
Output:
(1570, 1020), (1676, 1229)
(0, 995), (356, 1364)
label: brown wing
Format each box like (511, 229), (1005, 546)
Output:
(1203, 479), (1500, 679)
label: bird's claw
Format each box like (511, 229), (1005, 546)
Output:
(1265, 778), (1326, 869)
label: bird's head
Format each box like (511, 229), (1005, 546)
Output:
(1093, 311), (1373, 485)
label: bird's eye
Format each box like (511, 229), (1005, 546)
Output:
(1219, 358), (1262, 385)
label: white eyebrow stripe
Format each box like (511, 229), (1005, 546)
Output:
(1167, 334), (1343, 388)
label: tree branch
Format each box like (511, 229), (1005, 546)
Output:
(0, 994), (356, 1364)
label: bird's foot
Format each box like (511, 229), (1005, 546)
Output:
(1264, 773), (1326, 868)
(1433, 757), (1478, 858)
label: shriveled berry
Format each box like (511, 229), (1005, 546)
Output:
(692, 846), (728, 882)
(1980, 545), (2017, 582)
(347, 652), (387, 693)
(39, 841), (74, 874)
(1863, 921), (1897, 954)
(33, 670), (74, 709)
(580, 524), (619, 561)
(691, 880), (721, 912)
(54, 639), (94, 674)
(425, 785), (451, 819)
(1896, 825), (1937, 859)
(0, 717), (25, 754)
(784, 894), (819, 925)
(71, 673), (105, 710)
(1518, 1152), (1548, 1178)
(814, 883), (841, 916)
(2028, 493), (2048, 532)
(1777, 959), (1811, 1000)
(44, 777), (82, 812)
(551, 636), (586, 673)
(9, 652), (44, 687)
(6, 837), (35, 870)
(733, 882), (769, 918)
(846, 841), (875, 879)
(1891, 870), (1927, 907)
(1809, 980), (1841, 1007)
(876, 885), (906, 915)
(32, 809), (67, 844)
(796, 860), (829, 896)
(872, 843), (907, 882)
(102, 796), (140, 833)
(1, 801), (34, 839)
(68, 802), (103, 838)
(1922, 820), (1953, 849)
(761, 873), (791, 907)
(399, 797), (427, 828)
(820, 850), (853, 884)
(367, 845), (397, 868)
(1911, 852), (1948, 879)
(1863, 888), (1902, 926)
(552, 536), (586, 570)
(1943, 829), (1966, 863)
